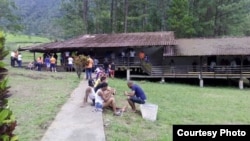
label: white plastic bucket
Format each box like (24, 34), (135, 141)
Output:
(140, 103), (158, 121)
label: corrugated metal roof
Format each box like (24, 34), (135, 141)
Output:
(19, 32), (176, 52)
(175, 37), (250, 56)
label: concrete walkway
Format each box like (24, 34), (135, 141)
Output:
(41, 80), (106, 141)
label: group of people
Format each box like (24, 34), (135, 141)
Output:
(27, 54), (58, 72)
(83, 74), (147, 116)
(10, 50), (22, 68)
(43, 55), (57, 72)
(92, 57), (116, 80)
(119, 48), (136, 64)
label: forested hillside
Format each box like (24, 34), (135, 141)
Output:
(59, 0), (250, 38)
(1, 0), (250, 39)
(14, 0), (62, 39)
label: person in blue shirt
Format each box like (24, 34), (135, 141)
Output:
(124, 81), (147, 112)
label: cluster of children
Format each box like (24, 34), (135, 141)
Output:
(94, 62), (115, 80)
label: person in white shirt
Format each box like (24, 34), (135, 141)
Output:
(129, 49), (135, 64)
(68, 56), (73, 72)
(10, 51), (15, 67)
(65, 51), (70, 58)
(121, 50), (125, 64)
(17, 53), (22, 68)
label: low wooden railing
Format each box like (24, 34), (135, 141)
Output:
(160, 65), (250, 77)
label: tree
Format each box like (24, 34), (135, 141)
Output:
(190, 0), (250, 37)
(168, 0), (195, 37)
(0, 0), (22, 32)
(214, 0), (250, 36)
(57, 0), (250, 38)
(124, 0), (128, 33)
(83, 0), (89, 33)
(58, 0), (86, 39)
(0, 31), (18, 141)
(73, 55), (88, 79)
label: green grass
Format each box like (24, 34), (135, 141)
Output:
(6, 67), (250, 141)
(7, 67), (80, 141)
(2, 33), (51, 64)
(5, 33), (51, 43)
(104, 78), (250, 141)
(4, 33), (51, 52)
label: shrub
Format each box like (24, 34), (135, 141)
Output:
(0, 31), (18, 141)
(73, 55), (88, 79)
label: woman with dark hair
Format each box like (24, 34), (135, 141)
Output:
(95, 82), (124, 116)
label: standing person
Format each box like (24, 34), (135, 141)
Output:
(65, 51), (70, 59)
(121, 50), (125, 64)
(14, 51), (18, 66)
(10, 51), (15, 67)
(139, 50), (145, 62)
(44, 55), (51, 71)
(85, 55), (93, 80)
(144, 55), (149, 63)
(68, 56), (74, 72)
(54, 53), (58, 65)
(129, 49), (135, 65)
(169, 59), (175, 73)
(50, 55), (57, 72)
(103, 58), (109, 76)
(17, 52), (22, 68)
(36, 56), (43, 71)
(124, 81), (147, 112)
(60, 52), (64, 66)
(110, 62), (116, 78)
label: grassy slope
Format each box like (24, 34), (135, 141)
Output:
(8, 68), (80, 141)
(6, 63), (250, 141)
(5, 33), (51, 52)
(5, 33), (51, 43)
(105, 78), (250, 141)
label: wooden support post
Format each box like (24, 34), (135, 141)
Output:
(161, 77), (165, 83)
(199, 56), (203, 88)
(199, 79), (204, 87)
(126, 68), (130, 81)
(239, 55), (244, 89)
(239, 79), (244, 89)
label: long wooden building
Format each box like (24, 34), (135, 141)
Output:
(19, 32), (250, 89)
